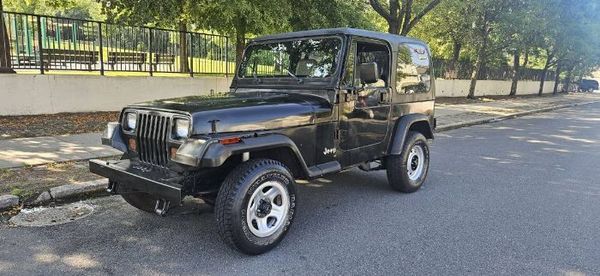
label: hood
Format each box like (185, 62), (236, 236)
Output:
(129, 91), (333, 135)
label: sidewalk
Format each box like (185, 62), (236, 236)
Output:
(0, 133), (120, 169)
(1, 93), (599, 169)
(435, 93), (600, 129)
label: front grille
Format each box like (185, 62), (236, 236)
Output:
(136, 112), (171, 166)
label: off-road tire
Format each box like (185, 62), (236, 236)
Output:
(215, 159), (296, 255)
(121, 192), (158, 213)
(386, 131), (430, 193)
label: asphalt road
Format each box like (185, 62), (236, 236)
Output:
(1, 103), (599, 275)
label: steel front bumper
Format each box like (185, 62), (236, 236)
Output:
(89, 159), (183, 203)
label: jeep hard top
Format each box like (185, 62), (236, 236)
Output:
(90, 28), (435, 254)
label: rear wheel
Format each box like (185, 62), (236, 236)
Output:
(121, 192), (158, 213)
(386, 131), (430, 193)
(215, 159), (296, 255)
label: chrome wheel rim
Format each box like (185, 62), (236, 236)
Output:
(246, 181), (290, 238)
(407, 144), (425, 181)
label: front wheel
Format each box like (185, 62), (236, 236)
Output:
(386, 131), (430, 193)
(215, 159), (296, 255)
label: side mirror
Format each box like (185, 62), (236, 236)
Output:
(358, 62), (379, 84)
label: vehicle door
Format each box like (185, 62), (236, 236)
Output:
(338, 38), (392, 153)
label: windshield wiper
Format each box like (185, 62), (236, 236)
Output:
(284, 69), (304, 84)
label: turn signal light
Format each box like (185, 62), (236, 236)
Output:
(170, 147), (178, 158)
(128, 138), (137, 152)
(219, 137), (242, 145)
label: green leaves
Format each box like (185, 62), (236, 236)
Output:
(288, 0), (373, 32)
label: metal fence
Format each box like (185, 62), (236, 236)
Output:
(2, 11), (557, 81)
(2, 11), (235, 75)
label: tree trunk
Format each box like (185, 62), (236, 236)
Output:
(468, 22), (489, 99)
(178, 21), (189, 73)
(509, 50), (520, 96)
(522, 49), (529, 67)
(468, 53), (484, 99)
(446, 40), (461, 79)
(538, 66), (549, 96)
(538, 52), (553, 96)
(388, 19), (400, 34)
(451, 41), (461, 64)
(553, 62), (562, 95)
(234, 25), (246, 69)
(563, 68), (574, 93)
(0, 0), (15, 73)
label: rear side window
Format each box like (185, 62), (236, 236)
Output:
(396, 43), (431, 94)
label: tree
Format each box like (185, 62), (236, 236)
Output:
(4, 0), (103, 19)
(191, 0), (290, 66)
(288, 0), (373, 32)
(539, 0), (600, 94)
(464, 0), (521, 99)
(368, 0), (443, 35)
(411, 0), (472, 78)
(0, 0), (15, 73)
(502, 1), (544, 96)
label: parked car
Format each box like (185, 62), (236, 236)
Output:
(579, 79), (599, 92)
(89, 28), (435, 254)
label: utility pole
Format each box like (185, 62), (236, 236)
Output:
(0, 0), (15, 73)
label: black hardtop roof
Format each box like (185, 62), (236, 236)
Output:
(250, 28), (427, 51)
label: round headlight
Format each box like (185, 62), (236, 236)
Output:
(126, 113), (137, 130)
(174, 119), (190, 138)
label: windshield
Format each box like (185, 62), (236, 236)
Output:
(238, 37), (342, 80)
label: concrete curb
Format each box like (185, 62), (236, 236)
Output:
(32, 179), (108, 205)
(436, 100), (600, 132)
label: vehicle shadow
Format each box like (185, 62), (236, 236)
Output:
(0, 167), (413, 274)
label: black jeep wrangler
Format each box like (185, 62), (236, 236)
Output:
(90, 28), (435, 254)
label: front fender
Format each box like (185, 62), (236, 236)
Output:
(388, 114), (433, 155)
(172, 134), (309, 172)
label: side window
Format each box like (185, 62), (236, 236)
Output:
(355, 42), (389, 88)
(342, 41), (389, 88)
(396, 44), (431, 94)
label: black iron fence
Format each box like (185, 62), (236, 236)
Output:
(2, 11), (557, 81)
(2, 11), (235, 75)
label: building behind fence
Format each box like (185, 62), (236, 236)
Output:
(2, 11), (554, 80)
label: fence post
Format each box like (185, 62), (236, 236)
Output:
(189, 33), (194, 77)
(225, 36), (229, 76)
(98, 22), (104, 75)
(0, 5), (16, 73)
(148, 28), (153, 76)
(36, 15), (44, 74)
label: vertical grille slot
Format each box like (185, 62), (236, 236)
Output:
(136, 112), (171, 166)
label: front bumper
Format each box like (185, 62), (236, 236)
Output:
(89, 159), (183, 203)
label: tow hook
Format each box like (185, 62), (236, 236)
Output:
(154, 199), (171, 216)
(107, 181), (118, 194)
